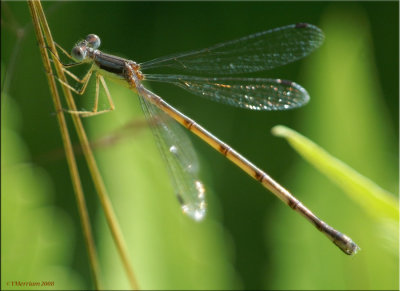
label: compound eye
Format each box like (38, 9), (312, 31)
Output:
(71, 46), (87, 62)
(85, 34), (101, 49)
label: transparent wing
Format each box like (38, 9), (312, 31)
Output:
(140, 23), (324, 75)
(144, 74), (309, 111)
(138, 90), (206, 221)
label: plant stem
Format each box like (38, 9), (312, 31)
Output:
(28, 1), (140, 289)
(27, 1), (102, 289)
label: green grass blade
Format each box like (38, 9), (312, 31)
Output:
(272, 125), (398, 221)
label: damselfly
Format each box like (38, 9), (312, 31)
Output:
(54, 23), (359, 255)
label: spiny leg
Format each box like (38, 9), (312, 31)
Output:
(63, 65), (92, 84)
(99, 75), (115, 112)
(52, 62), (95, 115)
(58, 64), (94, 95)
(51, 41), (94, 92)
(72, 73), (115, 117)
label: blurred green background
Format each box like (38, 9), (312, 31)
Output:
(2, 1), (398, 290)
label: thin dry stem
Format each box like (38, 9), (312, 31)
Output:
(28, 1), (140, 289)
(27, 1), (102, 289)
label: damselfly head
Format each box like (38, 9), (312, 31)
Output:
(71, 34), (100, 62)
(85, 34), (101, 49)
(71, 45), (87, 62)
